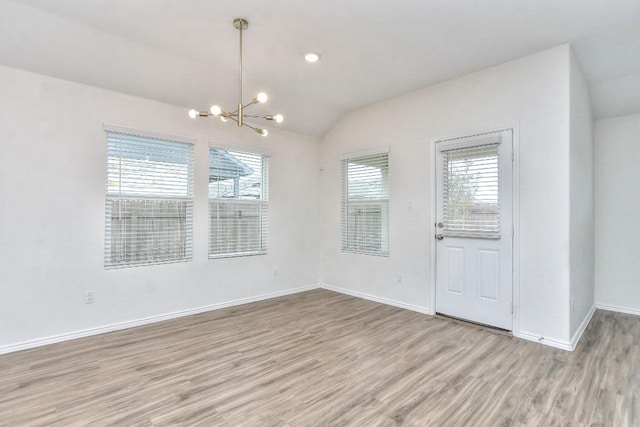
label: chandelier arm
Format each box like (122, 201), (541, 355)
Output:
(242, 100), (259, 109)
(242, 123), (267, 136)
(241, 114), (274, 120)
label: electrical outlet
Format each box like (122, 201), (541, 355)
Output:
(272, 267), (278, 277)
(397, 273), (403, 284)
(571, 297), (575, 312)
(84, 290), (94, 304)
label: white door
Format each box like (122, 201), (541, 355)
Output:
(435, 129), (513, 330)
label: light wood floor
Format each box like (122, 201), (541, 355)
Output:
(1, 289), (638, 426)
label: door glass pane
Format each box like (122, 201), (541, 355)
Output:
(442, 144), (500, 238)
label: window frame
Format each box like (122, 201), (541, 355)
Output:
(438, 135), (502, 240)
(208, 146), (269, 259)
(104, 126), (195, 269)
(341, 148), (390, 256)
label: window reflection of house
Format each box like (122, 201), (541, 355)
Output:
(208, 149), (255, 198)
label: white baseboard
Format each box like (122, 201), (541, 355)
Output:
(596, 303), (640, 316)
(516, 330), (573, 351)
(0, 284), (318, 355)
(6, 283), (608, 356)
(570, 304), (596, 350)
(320, 283), (433, 315)
(516, 304), (596, 352)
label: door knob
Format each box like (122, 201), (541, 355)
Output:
(435, 234), (444, 240)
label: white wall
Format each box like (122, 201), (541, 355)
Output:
(0, 65), (320, 350)
(595, 113), (640, 315)
(319, 45), (574, 344)
(568, 51), (595, 339)
(1, 44), (604, 352)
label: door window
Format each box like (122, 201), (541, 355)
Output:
(441, 143), (500, 238)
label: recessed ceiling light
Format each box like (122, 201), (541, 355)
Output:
(304, 51), (321, 63)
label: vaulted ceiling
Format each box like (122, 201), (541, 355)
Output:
(1, 0), (639, 136)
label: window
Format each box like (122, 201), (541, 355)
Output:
(209, 147), (269, 258)
(342, 150), (389, 256)
(441, 143), (500, 238)
(105, 130), (194, 268)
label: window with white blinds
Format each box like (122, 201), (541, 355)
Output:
(442, 143), (500, 238)
(105, 131), (194, 268)
(209, 147), (268, 258)
(342, 152), (389, 256)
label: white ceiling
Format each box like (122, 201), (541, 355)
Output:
(1, 0), (639, 136)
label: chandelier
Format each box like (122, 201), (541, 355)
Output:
(188, 18), (283, 137)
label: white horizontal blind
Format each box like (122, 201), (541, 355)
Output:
(209, 147), (268, 258)
(342, 153), (389, 255)
(105, 132), (194, 268)
(442, 143), (500, 238)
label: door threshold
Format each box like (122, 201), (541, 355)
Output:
(435, 313), (512, 336)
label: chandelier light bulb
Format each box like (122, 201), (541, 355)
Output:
(220, 116), (228, 122)
(188, 109), (199, 119)
(304, 51), (321, 63)
(210, 105), (222, 116)
(256, 92), (268, 103)
(274, 114), (284, 123)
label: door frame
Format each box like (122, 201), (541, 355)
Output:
(429, 124), (520, 335)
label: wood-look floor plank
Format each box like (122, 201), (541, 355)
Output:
(0, 289), (639, 426)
